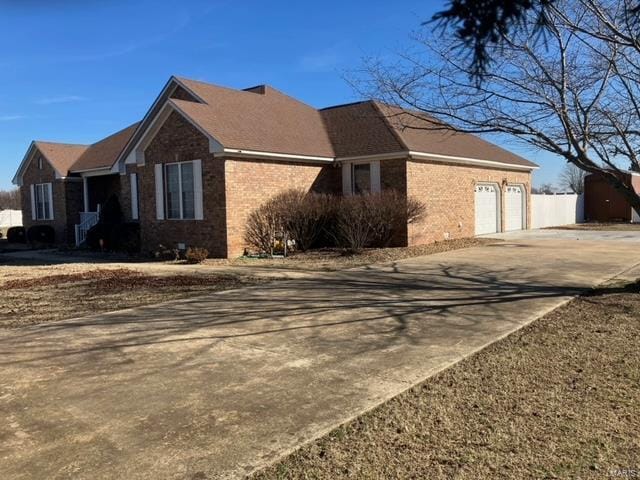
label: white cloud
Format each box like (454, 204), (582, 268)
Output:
(35, 95), (86, 105)
(0, 115), (26, 122)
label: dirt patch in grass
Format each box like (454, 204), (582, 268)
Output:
(217, 238), (497, 272)
(550, 223), (640, 231)
(252, 282), (640, 480)
(1, 270), (264, 328)
(2, 268), (139, 290)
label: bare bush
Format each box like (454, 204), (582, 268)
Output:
(278, 189), (333, 251)
(334, 195), (375, 253)
(335, 191), (427, 252)
(185, 247), (209, 264)
(245, 189), (426, 255)
(245, 189), (335, 254)
(369, 191), (427, 247)
(244, 200), (282, 255)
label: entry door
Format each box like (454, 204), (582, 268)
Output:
(505, 185), (524, 231)
(475, 184), (499, 235)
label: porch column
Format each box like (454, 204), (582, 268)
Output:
(83, 176), (89, 212)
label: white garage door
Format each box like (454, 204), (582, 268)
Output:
(475, 184), (499, 235)
(505, 185), (524, 231)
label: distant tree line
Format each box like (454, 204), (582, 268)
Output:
(0, 189), (20, 210)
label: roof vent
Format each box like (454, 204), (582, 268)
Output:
(243, 85), (267, 95)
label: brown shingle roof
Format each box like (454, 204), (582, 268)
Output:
(34, 142), (89, 177)
(31, 122), (139, 177)
(70, 122), (140, 172)
(320, 101), (404, 157)
(375, 102), (537, 168)
(172, 78), (335, 158)
(29, 76), (535, 183)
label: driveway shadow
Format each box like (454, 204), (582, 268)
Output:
(0, 261), (585, 372)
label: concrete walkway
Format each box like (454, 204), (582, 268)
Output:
(2, 234), (640, 479)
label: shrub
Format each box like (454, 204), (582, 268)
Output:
(244, 189), (336, 254)
(367, 190), (427, 247)
(27, 225), (55, 244)
(86, 223), (112, 250)
(276, 189), (333, 252)
(244, 199), (283, 254)
(334, 191), (426, 252)
(85, 195), (136, 254)
(154, 244), (180, 261)
(7, 226), (26, 244)
(86, 222), (140, 253)
(109, 222), (141, 254)
(244, 189), (426, 255)
(99, 195), (123, 224)
(185, 247), (209, 264)
(333, 195), (376, 252)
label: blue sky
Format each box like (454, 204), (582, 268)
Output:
(0, 0), (562, 190)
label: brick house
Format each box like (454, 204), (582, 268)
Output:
(12, 76), (538, 257)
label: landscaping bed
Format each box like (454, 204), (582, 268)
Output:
(1, 267), (263, 328)
(220, 238), (498, 271)
(252, 281), (640, 480)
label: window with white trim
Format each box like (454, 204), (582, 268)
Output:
(165, 161), (195, 219)
(344, 161), (381, 195)
(352, 163), (371, 194)
(35, 183), (53, 220)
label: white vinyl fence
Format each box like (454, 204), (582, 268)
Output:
(0, 209), (22, 228)
(531, 193), (584, 229)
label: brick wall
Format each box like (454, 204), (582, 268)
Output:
(137, 110), (228, 257)
(120, 171), (133, 222)
(64, 181), (83, 241)
(380, 158), (409, 246)
(224, 159), (339, 256)
(405, 158), (531, 245)
(19, 152), (82, 244)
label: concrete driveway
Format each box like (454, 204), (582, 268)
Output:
(2, 231), (640, 480)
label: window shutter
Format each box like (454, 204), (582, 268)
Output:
(30, 184), (36, 220)
(193, 159), (204, 220)
(47, 183), (54, 219)
(370, 161), (381, 193)
(154, 164), (165, 220)
(342, 163), (352, 196)
(130, 173), (139, 220)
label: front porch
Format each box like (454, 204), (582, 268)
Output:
(74, 173), (121, 246)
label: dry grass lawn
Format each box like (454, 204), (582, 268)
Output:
(0, 266), (263, 328)
(217, 238), (497, 271)
(551, 223), (640, 231)
(252, 282), (640, 480)
(0, 237), (494, 327)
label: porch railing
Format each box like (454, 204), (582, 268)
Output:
(75, 211), (99, 247)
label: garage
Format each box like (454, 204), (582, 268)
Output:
(505, 185), (525, 231)
(475, 183), (500, 235)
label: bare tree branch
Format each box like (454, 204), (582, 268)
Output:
(357, 0), (640, 211)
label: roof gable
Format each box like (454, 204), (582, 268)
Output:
(12, 123), (139, 185)
(167, 78), (335, 158)
(34, 142), (89, 175)
(13, 141), (89, 185)
(112, 76), (208, 172)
